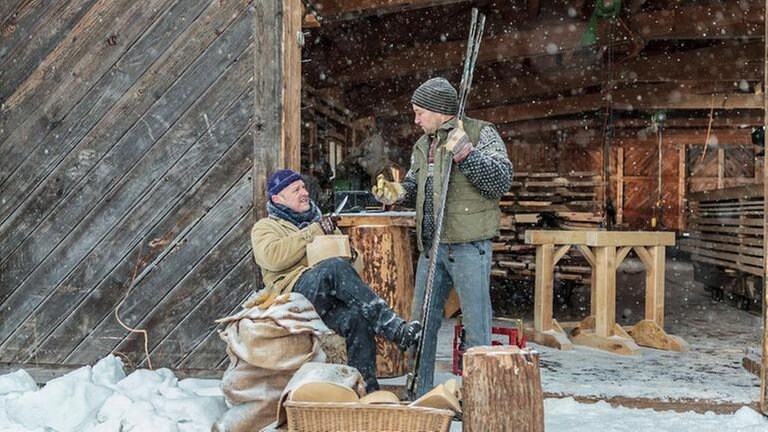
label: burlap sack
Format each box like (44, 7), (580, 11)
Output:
(212, 293), (332, 432)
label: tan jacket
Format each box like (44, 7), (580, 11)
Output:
(248, 217), (326, 308)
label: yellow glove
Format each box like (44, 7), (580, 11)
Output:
(372, 174), (405, 205)
(444, 123), (473, 162)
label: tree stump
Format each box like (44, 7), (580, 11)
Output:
(463, 346), (544, 432)
(337, 215), (415, 377)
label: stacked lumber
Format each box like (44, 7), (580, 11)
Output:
(492, 172), (604, 285)
(500, 171), (605, 228)
(680, 185), (764, 311)
(680, 185), (763, 277)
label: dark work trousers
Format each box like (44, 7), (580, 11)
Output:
(292, 257), (404, 392)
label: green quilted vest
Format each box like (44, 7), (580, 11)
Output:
(412, 117), (502, 251)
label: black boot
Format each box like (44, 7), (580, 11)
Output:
(393, 321), (422, 351)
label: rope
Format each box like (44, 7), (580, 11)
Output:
(114, 246), (153, 370)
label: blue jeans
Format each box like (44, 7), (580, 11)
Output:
(410, 239), (492, 397)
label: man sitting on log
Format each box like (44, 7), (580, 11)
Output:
(249, 168), (422, 392)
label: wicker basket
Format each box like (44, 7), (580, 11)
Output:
(283, 401), (453, 432)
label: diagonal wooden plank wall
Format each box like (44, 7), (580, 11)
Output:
(0, 0), (257, 372)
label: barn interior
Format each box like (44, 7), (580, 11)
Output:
(295, 0), (768, 411)
(1, 0), (767, 420)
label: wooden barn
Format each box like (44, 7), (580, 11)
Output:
(2, 0), (768, 419)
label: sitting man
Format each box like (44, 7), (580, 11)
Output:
(249, 168), (422, 392)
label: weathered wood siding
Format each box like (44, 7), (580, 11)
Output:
(0, 0), (257, 372)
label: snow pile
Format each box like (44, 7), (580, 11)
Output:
(543, 397), (768, 432)
(0, 355), (226, 432)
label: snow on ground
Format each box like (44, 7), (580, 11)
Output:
(1, 258), (766, 431)
(1, 355), (766, 432)
(541, 398), (767, 432)
(535, 257), (764, 404)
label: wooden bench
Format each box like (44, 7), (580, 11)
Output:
(525, 230), (688, 355)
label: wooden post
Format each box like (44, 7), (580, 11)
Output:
(593, 246), (616, 338)
(530, 242), (572, 349)
(717, 145), (725, 189)
(253, 0), (302, 219)
(577, 244), (597, 314)
(678, 144), (686, 230)
(534, 243), (554, 334)
(646, 246), (665, 326)
(463, 346), (544, 432)
(760, 0), (768, 413)
(616, 146), (624, 225)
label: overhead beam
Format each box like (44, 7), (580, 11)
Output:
(333, 19), (588, 84)
(359, 41), (762, 118)
(497, 131), (754, 148)
(468, 83), (763, 124)
(314, 0), (469, 21)
(614, 129), (753, 144)
(496, 116), (763, 138)
(330, 3), (762, 85)
(632, 0), (763, 41)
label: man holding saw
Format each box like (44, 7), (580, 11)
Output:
(372, 76), (513, 397)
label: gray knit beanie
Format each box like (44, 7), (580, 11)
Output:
(411, 78), (458, 115)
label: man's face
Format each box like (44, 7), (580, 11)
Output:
(412, 104), (450, 134)
(272, 179), (310, 213)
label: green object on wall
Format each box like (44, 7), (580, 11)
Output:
(582, 0), (623, 46)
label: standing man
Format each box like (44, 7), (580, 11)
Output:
(250, 168), (421, 392)
(372, 77), (513, 396)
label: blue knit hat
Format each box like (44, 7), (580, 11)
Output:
(267, 169), (302, 196)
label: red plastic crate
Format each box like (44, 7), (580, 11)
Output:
(452, 319), (526, 375)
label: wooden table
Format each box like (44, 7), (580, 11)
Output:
(525, 230), (688, 355)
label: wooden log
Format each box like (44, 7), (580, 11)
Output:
(342, 217), (415, 378)
(463, 346), (544, 432)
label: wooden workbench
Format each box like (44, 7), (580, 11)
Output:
(525, 230), (688, 355)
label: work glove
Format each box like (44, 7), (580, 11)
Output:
(317, 215), (337, 235)
(372, 174), (405, 205)
(444, 124), (473, 162)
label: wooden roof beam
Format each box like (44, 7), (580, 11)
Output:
(359, 41), (762, 119)
(333, 18), (588, 84)
(312, 0), (470, 22)
(632, 0), (764, 41)
(469, 83), (763, 124)
(332, 3), (762, 85)
(496, 115), (764, 138)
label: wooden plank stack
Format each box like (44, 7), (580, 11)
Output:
(680, 185), (763, 277)
(493, 172), (605, 285)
